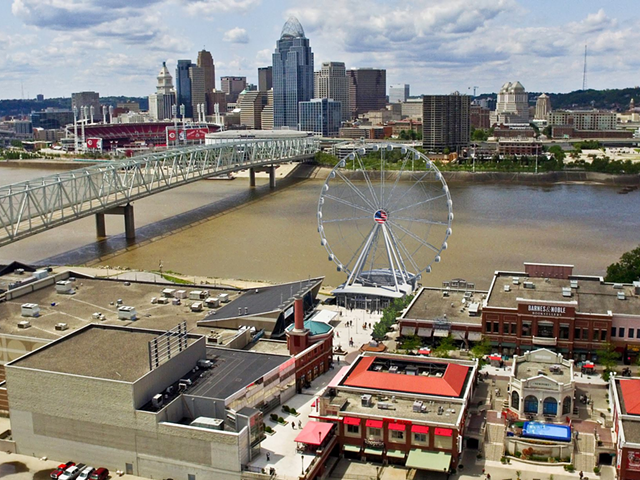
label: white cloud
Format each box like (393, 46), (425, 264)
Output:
(223, 27), (250, 44)
(183, 0), (261, 16)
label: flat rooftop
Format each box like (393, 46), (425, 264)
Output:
(403, 287), (487, 325)
(0, 274), (239, 341)
(514, 360), (572, 384)
(488, 273), (640, 314)
(340, 355), (473, 398)
(10, 325), (170, 382)
(186, 347), (289, 400)
(325, 390), (460, 426)
(248, 339), (291, 355)
(200, 277), (323, 323)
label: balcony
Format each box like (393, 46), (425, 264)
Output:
(532, 336), (557, 346)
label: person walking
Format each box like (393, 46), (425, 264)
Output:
(579, 471), (584, 480)
(298, 420), (302, 429)
(266, 452), (270, 461)
(292, 422), (295, 430)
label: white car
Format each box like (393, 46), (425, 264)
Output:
(78, 467), (94, 480)
(59, 464), (85, 480)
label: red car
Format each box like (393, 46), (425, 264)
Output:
(51, 462), (75, 480)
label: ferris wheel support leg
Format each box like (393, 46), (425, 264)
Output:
(381, 224), (401, 293)
(249, 168), (256, 188)
(269, 165), (276, 189)
(346, 225), (378, 287)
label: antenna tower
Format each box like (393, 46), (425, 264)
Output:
(582, 45), (587, 91)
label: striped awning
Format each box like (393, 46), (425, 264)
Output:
(401, 326), (416, 336)
(417, 327), (432, 337)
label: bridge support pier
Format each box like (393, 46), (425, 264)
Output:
(269, 165), (276, 189)
(249, 168), (256, 188)
(95, 204), (136, 240)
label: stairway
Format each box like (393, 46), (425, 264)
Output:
(574, 433), (596, 472)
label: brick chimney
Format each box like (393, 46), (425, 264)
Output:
(294, 296), (304, 331)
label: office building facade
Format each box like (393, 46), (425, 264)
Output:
(71, 92), (100, 120)
(535, 93), (551, 121)
(220, 77), (247, 104)
(347, 69), (386, 118)
(176, 60), (193, 118)
(237, 90), (269, 129)
(389, 84), (409, 103)
(197, 49), (216, 115)
(299, 98), (341, 136)
(148, 62), (176, 121)
(189, 65), (206, 119)
(422, 94), (470, 153)
(314, 62), (349, 122)
(258, 67), (273, 92)
(490, 81), (529, 125)
(272, 17), (314, 129)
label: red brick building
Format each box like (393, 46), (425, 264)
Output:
(611, 377), (640, 480)
(315, 353), (477, 473)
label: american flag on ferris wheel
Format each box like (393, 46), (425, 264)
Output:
(374, 211), (388, 224)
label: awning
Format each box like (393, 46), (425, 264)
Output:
(401, 326), (416, 336)
(417, 327), (432, 337)
(411, 425), (430, 434)
(343, 444), (361, 453)
(294, 421), (334, 446)
(433, 329), (449, 337)
(468, 332), (483, 341)
(435, 427), (453, 437)
(388, 423), (406, 431)
(452, 330), (466, 340)
(366, 419), (383, 428)
(364, 448), (384, 455)
(386, 450), (406, 458)
(343, 417), (361, 426)
(406, 450), (452, 472)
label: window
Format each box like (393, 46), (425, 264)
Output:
(367, 427), (382, 438)
(522, 322), (531, 337)
(413, 433), (427, 443)
(582, 329), (589, 340)
(611, 327), (617, 338)
(537, 323), (554, 338)
(619, 328), (625, 338)
(511, 323), (517, 335)
(543, 397), (558, 416)
(346, 424), (360, 434)
(493, 322), (500, 333)
(188, 475), (196, 480)
(524, 395), (538, 414)
(601, 330), (608, 341)
(574, 327), (581, 340)
(390, 430), (405, 441)
(559, 324), (569, 339)
(511, 390), (520, 409)
(485, 321), (491, 333)
(630, 329), (635, 339)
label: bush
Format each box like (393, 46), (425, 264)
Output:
(594, 466), (601, 474)
(289, 407), (297, 415)
(282, 405), (291, 413)
(515, 451), (522, 458)
(500, 456), (507, 464)
(278, 416), (285, 423)
(564, 464), (575, 472)
(270, 413), (278, 422)
(264, 425), (273, 433)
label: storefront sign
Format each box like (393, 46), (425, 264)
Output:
(525, 304), (567, 316)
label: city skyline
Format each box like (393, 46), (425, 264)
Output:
(0, 1), (639, 100)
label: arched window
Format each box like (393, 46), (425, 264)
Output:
(524, 395), (538, 414)
(543, 397), (558, 416)
(562, 396), (572, 415)
(511, 390), (520, 409)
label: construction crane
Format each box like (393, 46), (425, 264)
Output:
(468, 86), (479, 97)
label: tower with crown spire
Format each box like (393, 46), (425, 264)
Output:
(149, 62), (176, 121)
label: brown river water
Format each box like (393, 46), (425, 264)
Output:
(0, 165), (638, 290)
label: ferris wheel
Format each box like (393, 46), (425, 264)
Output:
(317, 143), (453, 297)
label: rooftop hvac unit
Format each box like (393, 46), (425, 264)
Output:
(634, 281), (640, 295)
(618, 291), (626, 301)
(162, 288), (176, 298)
(614, 283), (624, 289)
(504, 285), (511, 292)
(361, 394), (373, 407)
(171, 298), (181, 306)
(190, 417), (224, 431)
(389, 365), (399, 373)
(15, 268), (24, 275)
(191, 302), (203, 312)
(150, 297), (158, 304)
(219, 293), (230, 303)
(562, 287), (572, 297)
(33, 269), (48, 280)
(116, 298), (123, 305)
(54, 323), (68, 331)
(189, 290), (203, 300)
(205, 297), (220, 308)
(512, 277), (520, 285)
(570, 279), (579, 289)
(157, 297), (170, 304)
(18, 320), (31, 329)
(21, 303), (40, 317)
(152, 394), (164, 409)
(55, 280), (74, 294)
(523, 281), (535, 289)
(413, 401), (423, 412)
(117, 306), (137, 320)
(464, 291), (472, 298)
(174, 290), (187, 299)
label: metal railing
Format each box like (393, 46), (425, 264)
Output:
(0, 137), (319, 247)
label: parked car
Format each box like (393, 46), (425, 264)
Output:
(89, 468), (109, 480)
(59, 464), (85, 480)
(77, 467), (94, 480)
(50, 462), (75, 479)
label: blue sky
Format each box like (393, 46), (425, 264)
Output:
(1, 0), (639, 100)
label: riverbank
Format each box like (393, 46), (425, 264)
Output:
(309, 165), (640, 185)
(0, 159), (95, 169)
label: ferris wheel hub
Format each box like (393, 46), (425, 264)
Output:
(373, 209), (388, 224)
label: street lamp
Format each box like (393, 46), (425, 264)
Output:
(171, 104), (178, 147)
(72, 106), (78, 153)
(179, 104), (186, 145)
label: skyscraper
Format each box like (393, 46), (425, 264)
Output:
(314, 62), (349, 122)
(258, 67), (273, 92)
(197, 49), (216, 115)
(535, 93), (552, 120)
(148, 62), (176, 121)
(71, 92), (101, 118)
(220, 76), (247, 103)
(346, 68), (386, 118)
(299, 98), (341, 137)
(176, 60), (193, 118)
(189, 65), (206, 119)
(272, 17), (314, 129)
(389, 84), (409, 103)
(490, 81), (529, 125)
(422, 93), (470, 153)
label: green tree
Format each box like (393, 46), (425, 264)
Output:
(596, 342), (621, 370)
(542, 126), (552, 138)
(372, 321), (389, 341)
(470, 338), (492, 360)
(432, 335), (456, 358)
(400, 335), (421, 353)
(547, 145), (565, 162)
(606, 245), (640, 283)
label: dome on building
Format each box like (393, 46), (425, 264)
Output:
(509, 81), (525, 92)
(500, 82), (512, 93)
(280, 16), (305, 39)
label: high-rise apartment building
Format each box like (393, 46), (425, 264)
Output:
(148, 62), (176, 121)
(220, 76), (247, 103)
(71, 92), (101, 118)
(299, 98), (341, 136)
(237, 90), (269, 129)
(490, 81), (529, 125)
(272, 17), (314, 129)
(176, 60), (193, 118)
(189, 65), (206, 119)
(422, 93), (470, 153)
(314, 62), (349, 122)
(197, 49), (216, 115)
(346, 69), (386, 118)
(535, 93), (552, 120)
(261, 90), (274, 130)
(389, 84), (409, 103)
(258, 67), (273, 92)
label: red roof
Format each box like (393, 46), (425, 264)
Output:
(342, 356), (470, 397)
(411, 425), (430, 434)
(294, 421), (334, 446)
(620, 379), (640, 415)
(343, 417), (361, 426)
(388, 423), (405, 431)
